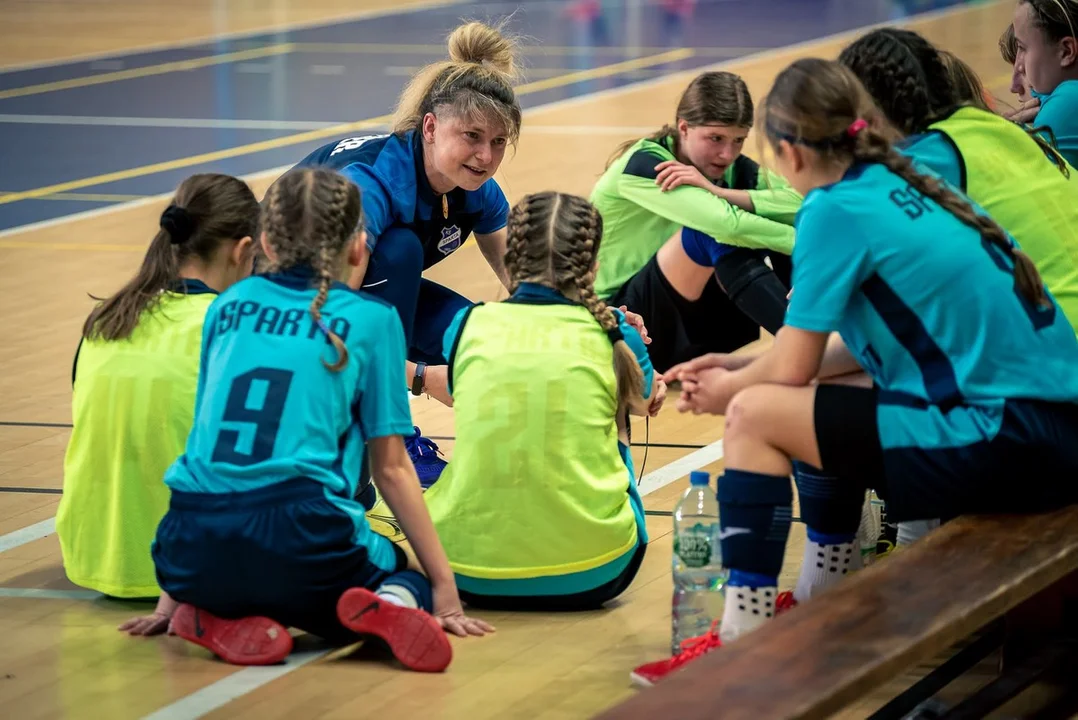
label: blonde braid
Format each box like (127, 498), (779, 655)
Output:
(308, 174), (353, 372)
(561, 197), (645, 409)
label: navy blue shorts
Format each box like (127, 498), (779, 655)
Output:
(814, 384), (1078, 523)
(362, 226), (473, 365)
(681, 226), (753, 266)
(152, 478), (421, 645)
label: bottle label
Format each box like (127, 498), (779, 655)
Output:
(674, 529), (712, 568)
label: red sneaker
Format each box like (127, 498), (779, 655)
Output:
(336, 588), (452, 673)
(776, 591), (798, 615)
(169, 603), (293, 665)
(629, 620), (723, 688)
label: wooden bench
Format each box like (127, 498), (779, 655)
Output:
(598, 505), (1078, 719)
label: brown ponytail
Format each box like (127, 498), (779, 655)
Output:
(762, 57), (1051, 311)
(82, 174), (259, 342)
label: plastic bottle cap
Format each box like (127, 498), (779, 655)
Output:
(689, 471), (709, 486)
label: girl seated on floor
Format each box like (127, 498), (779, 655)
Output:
(423, 191), (665, 611)
(58, 173), (259, 611)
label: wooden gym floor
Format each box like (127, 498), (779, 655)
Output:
(0, 1), (1019, 717)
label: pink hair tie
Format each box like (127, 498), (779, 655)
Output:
(847, 118), (868, 137)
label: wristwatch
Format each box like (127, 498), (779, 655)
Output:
(411, 362), (427, 396)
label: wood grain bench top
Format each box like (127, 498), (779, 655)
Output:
(598, 506), (1078, 720)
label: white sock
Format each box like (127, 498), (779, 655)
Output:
(793, 536), (862, 604)
(719, 585), (777, 644)
(897, 519), (940, 546)
(376, 584), (418, 609)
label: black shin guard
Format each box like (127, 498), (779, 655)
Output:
(713, 251), (790, 335)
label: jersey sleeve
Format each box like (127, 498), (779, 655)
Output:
(617, 149), (796, 255)
(441, 304), (474, 399)
(192, 302), (218, 417)
(339, 163), (393, 251)
(900, 132), (964, 190)
(748, 168), (803, 226)
(613, 309), (654, 400)
(474, 179), (510, 235)
(358, 305), (414, 439)
(784, 194), (872, 333)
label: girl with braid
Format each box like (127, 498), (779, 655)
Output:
(839, 28), (1078, 334)
(147, 168), (491, 671)
(294, 21), (523, 488)
(424, 191), (665, 610)
(633, 59), (1078, 686)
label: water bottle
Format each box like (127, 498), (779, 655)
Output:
(671, 470), (726, 654)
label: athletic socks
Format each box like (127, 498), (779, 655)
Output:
(376, 583), (419, 609)
(721, 570), (778, 643)
(793, 529), (862, 603)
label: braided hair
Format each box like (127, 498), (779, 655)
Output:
(762, 58), (1050, 311)
(504, 191), (645, 409)
(840, 27), (1070, 175)
(261, 168), (363, 372)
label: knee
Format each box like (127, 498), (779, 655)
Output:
(373, 227), (424, 275)
(724, 386), (769, 445)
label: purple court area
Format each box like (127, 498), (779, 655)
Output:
(0, 0), (973, 231)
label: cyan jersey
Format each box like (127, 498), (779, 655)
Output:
(896, 132), (963, 189)
(1033, 80), (1078, 170)
(295, 131), (509, 269)
(164, 266), (413, 564)
(786, 162), (1078, 420)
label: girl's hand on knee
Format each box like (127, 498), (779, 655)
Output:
(433, 584), (495, 638)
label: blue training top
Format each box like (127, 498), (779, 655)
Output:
(1032, 79), (1078, 170)
(295, 131), (510, 270)
(163, 266), (413, 570)
(786, 161), (1078, 447)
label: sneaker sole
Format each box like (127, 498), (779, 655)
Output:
(336, 588), (452, 673)
(629, 671), (655, 688)
(170, 604), (293, 665)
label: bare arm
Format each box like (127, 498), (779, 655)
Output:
(368, 435), (455, 589)
(474, 228), (510, 290)
(816, 332), (863, 379)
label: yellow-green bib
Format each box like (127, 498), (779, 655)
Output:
(425, 301), (639, 580)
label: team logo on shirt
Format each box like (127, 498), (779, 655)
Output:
(437, 225), (463, 255)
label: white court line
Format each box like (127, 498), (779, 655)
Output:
(140, 650), (329, 720)
(0, 517), (55, 553)
(0, 0), (468, 74)
(134, 437), (725, 720)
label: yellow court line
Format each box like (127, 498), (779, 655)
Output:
(0, 241), (144, 252)
(293, 42), (757, 57)
(0, 192), (150, 203)
(0, 49), (694, 207)
(0, 44), (296, 101)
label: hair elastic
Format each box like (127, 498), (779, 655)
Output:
(846, 118), (868, 137)
(606, 326), (624, 344)
(160, 205), (196, 245)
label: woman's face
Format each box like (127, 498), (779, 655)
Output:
(422, 111), (509, 192)
(1013, 1), (1076, 95)
(677, 121), (749, 180)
